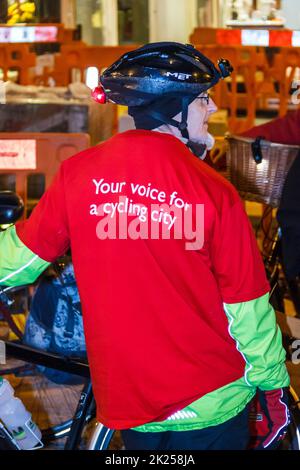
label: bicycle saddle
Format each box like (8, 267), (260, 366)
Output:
(0, 191), (24, 225)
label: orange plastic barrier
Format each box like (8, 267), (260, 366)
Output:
(0, 132), (90, 215)
(195, 44), (300, 133)
(53, 44), (138, 86)
(191, 27), (298, 48)
(270, 47), (300, 117)
(0, 44), (36, 85)
(195, 45), (264, 133)
(0, 39), (298, 136)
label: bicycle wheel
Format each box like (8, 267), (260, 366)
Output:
(287, 386), (300, 450)
(86, 422), (115, 450)
(279, 387), (300, 450)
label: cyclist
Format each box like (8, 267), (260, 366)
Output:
(240, 112), (300, 282)
(0, 42), (290, 450)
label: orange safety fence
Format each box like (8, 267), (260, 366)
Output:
(0, 132), (90, 215)
(270, 47), (300, 117)
(195, 45), (259, 133)
(0, 43), (36, 85)
(53, 44), (139, 86)
(1, 41), (300, 135)
(195, 44), (300, 133)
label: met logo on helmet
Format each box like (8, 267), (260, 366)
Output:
(165, 72), (192, 81)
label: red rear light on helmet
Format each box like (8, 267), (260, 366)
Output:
(91, 85), (107, 104)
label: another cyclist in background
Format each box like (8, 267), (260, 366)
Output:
(0, 42), (290, 450)
(241, 109), (300, 146)
(241, 111), (300, 282)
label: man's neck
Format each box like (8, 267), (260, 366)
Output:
(152, 126), (188, 144)
(151, 126), (208, 160)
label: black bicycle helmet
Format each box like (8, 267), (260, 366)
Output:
(93, 42), (233, 142)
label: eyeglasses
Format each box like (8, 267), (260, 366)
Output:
(196, 93), (210, 105)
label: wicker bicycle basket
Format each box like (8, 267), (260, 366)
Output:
(226, 135), (300, 207)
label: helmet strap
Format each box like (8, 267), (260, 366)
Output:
(186, 141), (207, 159)
(146, 96), (207, 157)
(178, 96), (190, 140)
(146, 96), (190, 140)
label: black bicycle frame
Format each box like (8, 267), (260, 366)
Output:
(2, 340), (97, 450)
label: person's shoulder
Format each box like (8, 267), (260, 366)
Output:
(60, 141), (106, 169)
(113, 129), (190, 148)
(61, 130), (164, 166)
(112, 129), (183, 148)
(194, 158), (241, 209)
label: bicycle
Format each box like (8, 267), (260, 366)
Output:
(0, 191), (119, 450)
(226, 134), (300, 450)
(0, 188), (299, 451)
(0, 338), (123, 450)
(226, 134), (300, 315)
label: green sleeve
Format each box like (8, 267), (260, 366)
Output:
(224, 293), (290, 390)
(0, 225), (50, 287)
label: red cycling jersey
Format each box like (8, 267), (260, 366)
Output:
(16, 130), (269, 428)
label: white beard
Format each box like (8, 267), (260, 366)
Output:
(190, 132), (215, 159)
(204, 132), (215, 151)
(193, 131), (215, 150)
